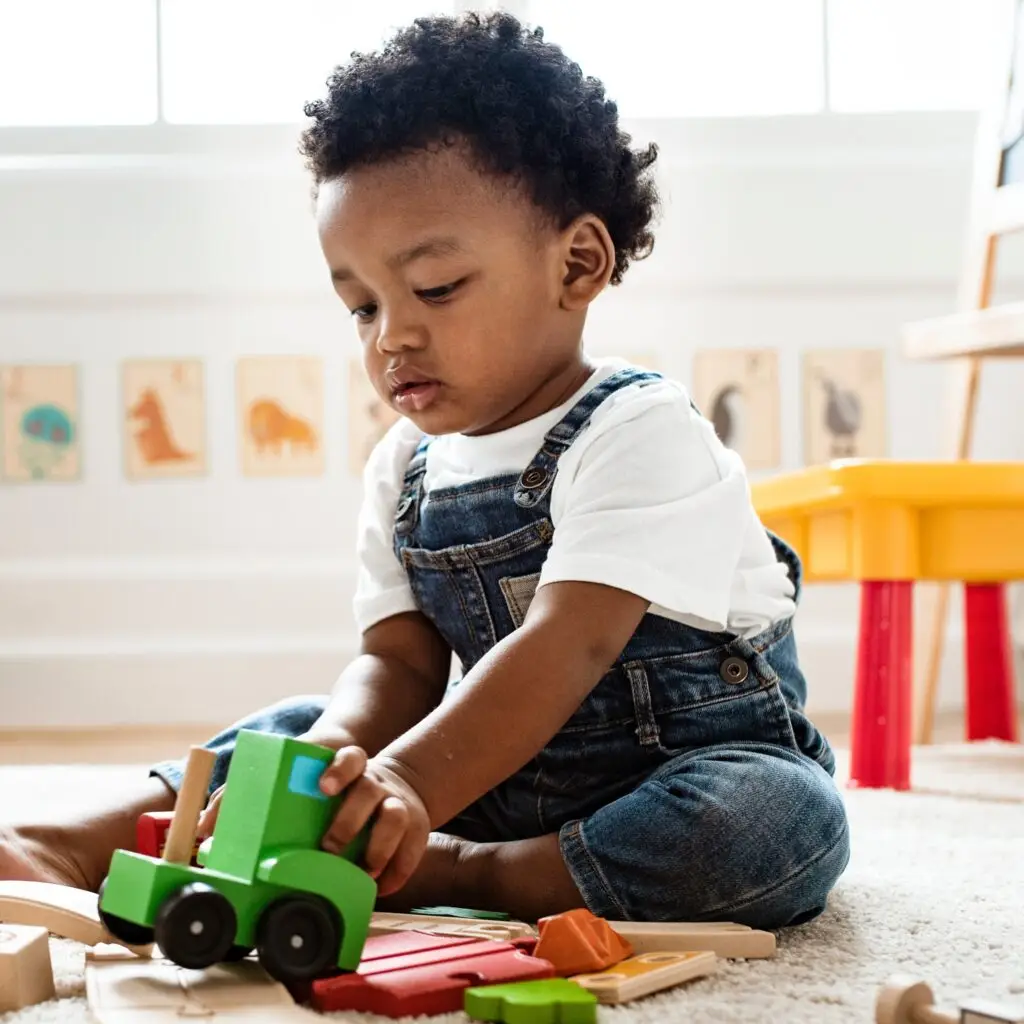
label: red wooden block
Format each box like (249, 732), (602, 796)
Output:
(136, 811), (174, 857)
(309, 930), (555, 1017)
(136, 811), (201, 864)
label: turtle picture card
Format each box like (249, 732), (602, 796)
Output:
(347, 358), (401, 477)
(1, 364), (81, 482)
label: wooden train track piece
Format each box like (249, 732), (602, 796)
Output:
(0, 880), (152, 956)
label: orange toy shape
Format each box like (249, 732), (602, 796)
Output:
(533, 909), (633, 976)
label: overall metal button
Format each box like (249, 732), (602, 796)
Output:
(521, 467), (547, 489)
(720, 656), (749, 684)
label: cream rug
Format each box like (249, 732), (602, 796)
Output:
(2, 743), (1024, 1024)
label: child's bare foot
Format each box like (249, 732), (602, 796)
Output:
(0, 777), (175, 892)
(375, 831), (585, 922)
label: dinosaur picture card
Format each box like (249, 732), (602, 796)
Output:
(802, 348), (886, 465)
(0, 364), (81, 482)
(347, 359), (401, 477)
(237, 355), (325, 478)
(691, 348), (780, 470)
(122, 359), (206, 480)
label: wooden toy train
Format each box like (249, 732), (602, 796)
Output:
(97, 729), (377, 983)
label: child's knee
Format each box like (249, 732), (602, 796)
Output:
(558, 747), (850, 928)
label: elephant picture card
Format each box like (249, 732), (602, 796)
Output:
(0, 364), (81, 482)
(237, 356), (325, 478)
(122, 359), (206, 480)
(802, 349), (886, 465)
(691, 349), (780, 470)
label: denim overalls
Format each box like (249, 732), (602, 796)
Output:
(153, 367), (850, 928)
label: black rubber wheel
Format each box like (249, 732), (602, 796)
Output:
(154, 882), (237, 969)
(96, 877), (155, 947)
(256, 895), (342, 983)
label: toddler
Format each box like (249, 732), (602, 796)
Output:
(0, 10), (849, 927)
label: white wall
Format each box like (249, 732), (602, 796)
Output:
(2, 112), (1023, 730)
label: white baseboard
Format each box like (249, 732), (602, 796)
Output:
(0, 562), (1018, 730)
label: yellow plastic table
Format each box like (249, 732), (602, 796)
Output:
(751, 460), (1024, 790)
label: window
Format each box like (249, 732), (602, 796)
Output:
(0, 0), (158, 126)
(160, 0), (447, 124)
(826, 0), (1016, 112)
(527, 0), (826, 117)
(287, 754), (330, 801)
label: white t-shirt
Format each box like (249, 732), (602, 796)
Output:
(353, 357), (796, 638)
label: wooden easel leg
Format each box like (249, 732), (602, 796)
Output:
(912, 356), (983, 745)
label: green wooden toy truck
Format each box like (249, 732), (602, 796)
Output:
(97, 729), (377, 983)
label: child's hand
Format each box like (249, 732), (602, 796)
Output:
(196, 784), (225, 840)
(318, 748), (431, 896)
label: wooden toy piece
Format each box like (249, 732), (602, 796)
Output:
(606, 920), (775, 959)
(370, 911), (537, 941)
(571, 950), (716, 1005)
(98, 729), (377, 983)
(465, 977), (598, 1024)
(0, 880), (152, 956)
(960, 999), (1024, 1023)
(308, 928), (554, 1017)
(136, 811), (202, 864)
(413, 905), (511, 921)
(85, 951), (325, 1023)
(162, 745), (216, 864)
(533, 908), (633, 976)
(877, 976), (1024, 1024)
(0, 924), (56, 1011)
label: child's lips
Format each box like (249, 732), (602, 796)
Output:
(392, 380), (441, 413)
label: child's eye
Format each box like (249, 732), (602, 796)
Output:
(416, 279), (463, 302)
(351, 303), (377, 322)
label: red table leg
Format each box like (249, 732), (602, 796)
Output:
(964, 583), (1019, 742)
(850, 580), (914, 790)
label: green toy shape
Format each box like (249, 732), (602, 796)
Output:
(465, 978), (599, 1024)
(412, 905), (511, 921)
(97, 729), (376, 983)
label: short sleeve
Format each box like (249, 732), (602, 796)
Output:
(352, 419), (421, 633)
(539, 386), (752, 632)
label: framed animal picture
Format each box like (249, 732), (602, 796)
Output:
(0, 364), (81, 482)
(802, 349), (887, 465)
(122, 359), (206, 480)
(691, 348), (780, 470)
(237, 356), (325, 478)
(347, 359), (401, 477)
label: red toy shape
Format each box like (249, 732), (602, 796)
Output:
(309, 930), (555, 1017)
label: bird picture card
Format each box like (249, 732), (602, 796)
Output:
(802, 348), (886, 465)
(237, 355), (325, 478)
(0, 364), (81, 482)
(122, 359), (206, 481)
(347, 358), (401, 477)
(691, 348), (780, 470)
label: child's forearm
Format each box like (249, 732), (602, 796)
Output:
(374, 620), (621, 827)
(304, 652), (448, 757)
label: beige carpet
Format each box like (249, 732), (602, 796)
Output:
(2, 743), (1024, 1023)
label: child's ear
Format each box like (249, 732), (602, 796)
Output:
(558, 214), (615, 310)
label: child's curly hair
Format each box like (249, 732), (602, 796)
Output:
(299, 10), (660, 285)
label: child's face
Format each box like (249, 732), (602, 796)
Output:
(316, 142), (595, 436)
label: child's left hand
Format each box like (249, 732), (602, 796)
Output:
(317, 746), (431, 896)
